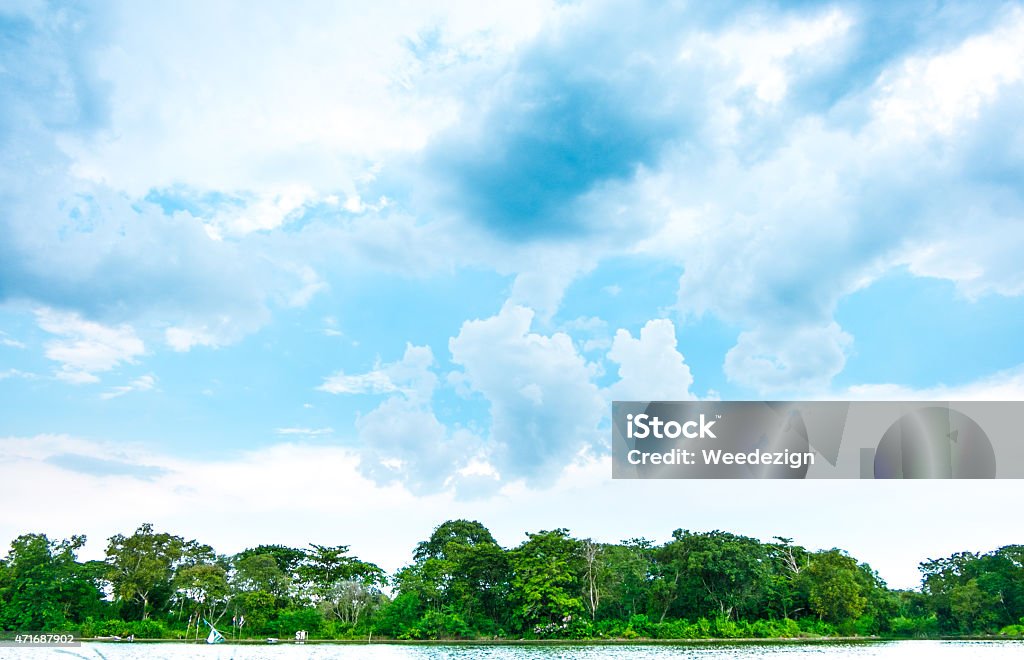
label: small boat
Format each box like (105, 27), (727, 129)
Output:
(204, 619), (225, 645)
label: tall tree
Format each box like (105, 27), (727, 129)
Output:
(300, 544), (386, 627)
(174, 563), (231, 626)
(602, 538), (654, 621)
(233, 553), (291, 599)
(580, 539), (607, 621)
(803, 549), (868, 623)
(0, 534), (103, 630)
(412, 520), (510, 628)
(509, 529), (583, 634)
(105, 523), (187, 620)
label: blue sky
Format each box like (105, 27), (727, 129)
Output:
(2, 0), (1024, 588)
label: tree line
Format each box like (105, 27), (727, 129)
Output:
(1, 520), (1022, 640)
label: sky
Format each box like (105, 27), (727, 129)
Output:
(2, 0), (1024, 590)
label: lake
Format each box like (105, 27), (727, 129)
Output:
(1, 641), (1022, 660)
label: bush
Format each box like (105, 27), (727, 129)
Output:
(853, 615), (879, 636)
(710, 616), (743, 638)
(270, 608), (323, 638)
(889, 615), (939, 638)
(626, 614), (652, 637)
(649, 619), (692, 639)
(797, 617), (837, 637)
(82, 618), (170, 639)
(589, 619), (628, 638)
(413, 610), (473, 640)
(371, 592), (421, 639)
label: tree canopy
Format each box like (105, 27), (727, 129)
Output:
(1, 521), (1021, 640)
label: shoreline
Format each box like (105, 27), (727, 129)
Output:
(77, 635), (1024, 646)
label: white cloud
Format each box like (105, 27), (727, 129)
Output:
(2, 433), (1021, 589)
(59, 0), (553, 200)
(355, 395), (483, 495)
(689, 7), (853, 104)
(274, 427), (334, 436)
(0, 3), (333, 352)
(320, 371), (398, 396)
(605, 319), (695, 401)
(101, 374), (157, 399)
(643, 8), (1024, 393)
(36, 309), (145, 384)
(0, 334), (26, 349)
(0, 369), (36, 381)
(872, 8), (1024, 137)
(507, 248), (595, 322)
(839, 364), (1024, 401)
(318, 344), (437, 403)
(319, 344), (482, 494)
(449, 303), (605, 483)
(165, 326), (220, 352)
(725, 323), (852, 395)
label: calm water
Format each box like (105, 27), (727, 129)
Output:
(0, 641), (1022, 660)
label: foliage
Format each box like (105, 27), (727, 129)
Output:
(0, 534), (104, 631)
(2, 520), (1021, 640)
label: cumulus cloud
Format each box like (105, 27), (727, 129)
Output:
(724, 323), (853, 394)
(643, 5), (1024, 393)
(449, 303), (605, 484)
(319, 344), (483, 495)
(605, 319), (695, 401)
(321, 310), (702, 494)
(411, 0), (1024, 396)
(363, 0), (1022, 396)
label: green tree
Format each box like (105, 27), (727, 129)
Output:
(509, 529), (583, 635)
(413, 520), (510, 630)
(653, 530), (769, 621)
(105, 523), (187, 620)
(0, 534), (103, 631)
(683, 530), (769, 620)
(236, 545), (306, 579)
(804, 550), (867, 623)
(920, 546), (1023, 633)
(414, 520), (499, 561)
(233, 590), (276, 633)
(764, 536), (811, 620)
(599, 538), (653, 621)
(233, 553), (291, 600)
(300, 544), (386, 628)
(174, 563), (231, 626)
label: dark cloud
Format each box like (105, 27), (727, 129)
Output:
(419, 2), (703, 238)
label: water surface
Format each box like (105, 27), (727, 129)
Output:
(1, 641), (1022, 660)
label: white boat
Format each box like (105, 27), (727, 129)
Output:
(205, 621), (225, 644)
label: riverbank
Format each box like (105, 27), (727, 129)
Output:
(79, 634), (1024, 645)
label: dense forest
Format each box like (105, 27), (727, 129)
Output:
(1, 521), (1022, 641)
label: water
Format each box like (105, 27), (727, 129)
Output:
(0, 641), (1021, 660)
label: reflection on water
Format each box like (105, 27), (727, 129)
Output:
(0, 641), (1022, 660)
